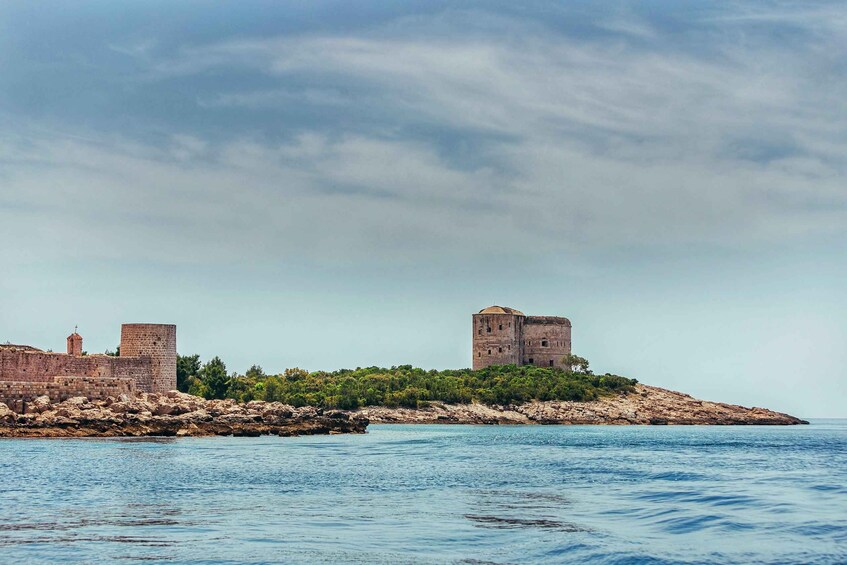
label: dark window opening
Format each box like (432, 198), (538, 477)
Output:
(478, 352), (481, 357)
(498, 347), (503, 353)
(542, 340), (548, 347)
(528, 358), (534, 364)
(478, 329), (481, 335)
(488, 349), (492, 355)
(487, 327), (491, 333)
(549, 360), (554, 367)
(499, 324), (503, 330)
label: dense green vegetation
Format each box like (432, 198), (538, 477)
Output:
(175, 354), (637, 408)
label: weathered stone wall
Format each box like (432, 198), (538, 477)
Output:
(120, 324), (176, 393)
(522, 317), (571, 368)
(0, 376), (136, 413)
(0, 350), (151, 388)
(472, 314), (523, 369)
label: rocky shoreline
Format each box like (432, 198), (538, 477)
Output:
(0, 391), (368, 438)
(356, 384), (808, 425)
(0, 384), (807, 438)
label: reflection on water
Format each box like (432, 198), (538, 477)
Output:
(1, 421), (846, 563)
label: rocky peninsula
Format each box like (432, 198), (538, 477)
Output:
(356, 384), (807, 425)
(0, 391), (368, 438)
(0, 385), (806, 438)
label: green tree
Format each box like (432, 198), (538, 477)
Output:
(561, 353), (591, 374)
(177, 354), (201, 392)
(199, 356), (230, 399)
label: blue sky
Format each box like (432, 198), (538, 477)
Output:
(1, 1), (845, 417)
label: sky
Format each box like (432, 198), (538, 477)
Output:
(0, 1), (845, 417)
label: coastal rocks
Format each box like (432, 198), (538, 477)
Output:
(359, 402), (532, 425)
(357, 384), (807, 425)
(0, 402), (15, 422)
(0, 392), (368, 438)
(28, 395), (52, 414)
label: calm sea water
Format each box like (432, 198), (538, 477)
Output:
(1, 421), (845, 564)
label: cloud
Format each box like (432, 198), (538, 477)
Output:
(2, 3), (845, 270)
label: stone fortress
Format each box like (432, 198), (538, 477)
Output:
(0, 324), (176, 411)
(473, 306), (571, 370)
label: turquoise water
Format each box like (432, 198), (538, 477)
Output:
(1, 422), (845, 564)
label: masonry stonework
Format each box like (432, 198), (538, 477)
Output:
(0, 377), (136, 413)
(0, 323), (176, 410)
(472, 306), (571, 370)
(120, 324), (177, 393)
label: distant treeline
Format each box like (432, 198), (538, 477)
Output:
(173, 354), (637, 409)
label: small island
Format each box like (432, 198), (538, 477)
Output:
(0, 361), (804, 438)
(0, 310), (807, 438)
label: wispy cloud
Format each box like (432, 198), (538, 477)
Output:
(3, 4), (844, 269)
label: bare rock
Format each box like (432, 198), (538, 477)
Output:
(0, 392), (368, 438)
(28, 395), (52, 414)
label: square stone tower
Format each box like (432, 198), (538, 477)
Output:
(473, 306), (572, 370)
(472, 306), (525, 369)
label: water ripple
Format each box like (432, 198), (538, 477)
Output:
(0, 420), (845, 563)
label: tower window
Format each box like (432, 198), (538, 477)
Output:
(487, 327), (491, 333)
(488, 349), (492, 355)
(478, 352), (481, 357)
(499, 324), (503, 330)
(542, 340), (548, 347)
(549, 360), (554, 367)
(478, 329), (481, 335)
(528, 358), (534, 364)
(499, 347), (503, 353)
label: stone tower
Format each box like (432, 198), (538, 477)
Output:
(120, 324), (177, 393)
(473, 306), (572, 370)
(66, 331), (82, 356)
(472, 306), (525, 370)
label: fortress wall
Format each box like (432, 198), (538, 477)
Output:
(0, 350), (151, 386)
(120, 324), (176, 393)
(472, 314), (523, 369)
(112, 357), (154, 392)
(522, 317), (571, 369)
(0, 376), (136, 413)
(1, 350), (117, 381)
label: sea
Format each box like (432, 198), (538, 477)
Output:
(1, 421), (845, 564)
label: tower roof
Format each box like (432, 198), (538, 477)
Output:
(478, 305), (525, 316)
